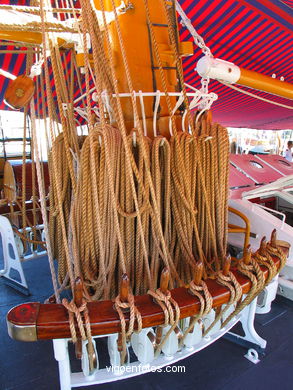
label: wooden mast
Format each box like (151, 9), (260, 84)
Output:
(93, 0), (193, 138)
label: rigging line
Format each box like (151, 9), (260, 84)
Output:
(219, 81), (293, 109)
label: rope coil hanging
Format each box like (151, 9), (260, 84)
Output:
(16, 0), (286, 365)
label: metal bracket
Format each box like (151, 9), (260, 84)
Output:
(244, 348), (260, 364)
(228, 296), (267, 352)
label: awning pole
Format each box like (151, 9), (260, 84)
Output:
(197, 56), (293, 101)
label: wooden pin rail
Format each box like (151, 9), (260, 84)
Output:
(7, 249), (287, 343)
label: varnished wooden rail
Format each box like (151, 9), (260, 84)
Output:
(7, 254), (283, 342)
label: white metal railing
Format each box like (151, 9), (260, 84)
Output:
(72, 88), (218, 135)
(252, 203), (286, 229)
(18, 224), (46, 260)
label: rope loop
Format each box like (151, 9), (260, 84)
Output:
(189, 280), (213, 315)
(62, 298), (89, 342)
(114, 293), (142, 336)
(217, 271), (242, 303)
(203, 270), (242, 336)
(180, 279), (213, 347)
(114, 292), (142, 365)
(255, 247), (277, 285)
(148, 288), (180, 356)
(219, 255), (266, 330)
(266, 243), (287, 271)
(148, 288), (174, 325)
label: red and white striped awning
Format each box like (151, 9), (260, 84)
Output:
(0, 0), (292, 129)
(179, 0), (293, 129)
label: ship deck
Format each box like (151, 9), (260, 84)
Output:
(1, 255), (293, 390)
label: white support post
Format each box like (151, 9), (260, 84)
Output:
(229, 297), (267, 349)
(0, 215), (29, 295)
(53, 339), (72, 390)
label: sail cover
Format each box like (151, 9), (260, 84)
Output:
(0, 0), (292, 129)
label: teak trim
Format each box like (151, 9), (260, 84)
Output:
(7, 254), (283, 342)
